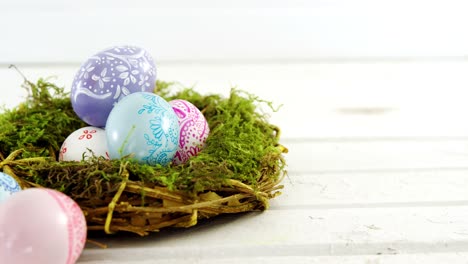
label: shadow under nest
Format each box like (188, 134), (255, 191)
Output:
(0, 78), (287, 236)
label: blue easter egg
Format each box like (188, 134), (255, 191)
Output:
(71, 45), (157, 127)
(0, 172), (21, 203)
(106, 92), (179, 166)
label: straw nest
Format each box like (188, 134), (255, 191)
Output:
(0, 78), (287, 236)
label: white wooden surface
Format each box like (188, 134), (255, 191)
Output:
(2, 1), (468, 263)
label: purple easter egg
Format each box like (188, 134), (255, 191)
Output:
(170, 99), (210, 164)
(71, 45), (156, 127)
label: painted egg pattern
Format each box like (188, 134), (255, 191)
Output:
(71, 45), (156, 127)
(0, 172), (21, 202)
(170, 99), (210, 164)
(106, 92), (180, 166)
(59, 126), (109, 161)
(44, 189), (87, 264)
(0, 188), (87, 264)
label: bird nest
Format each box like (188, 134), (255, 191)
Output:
(0, 78), (287, 236)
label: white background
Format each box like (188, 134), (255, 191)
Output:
(2, 1), (468, 263)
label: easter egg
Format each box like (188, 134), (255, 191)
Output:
(59, 126), (109, 161)
(106, 92), (179, 166)
(0, 172), (21, 203)
(71, 45), (157, 127)
(170, 99), (210, 164)
(0, 188), (87, 264)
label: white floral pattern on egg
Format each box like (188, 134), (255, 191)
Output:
(71, 45), (156, 127)
(170, 99), (210, 164)
(0, 172), (21, 203)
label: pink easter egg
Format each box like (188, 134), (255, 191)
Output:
(170, 99), (210, 164)
(0, 188), (87, 264)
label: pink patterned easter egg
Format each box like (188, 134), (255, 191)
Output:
(0, 188), (87, 264)
(170, 99), (210, 164)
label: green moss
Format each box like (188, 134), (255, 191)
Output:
(0, 78), (86, 159)
(1, 78), (285, 197)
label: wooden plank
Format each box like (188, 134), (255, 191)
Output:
(286, 139), (468, 173)
(3, 61), (468, 138)
(2, 1), (468, 63)
(78, 206), (468, 263)
(77, 254), (468, 264)
(274, 169), (468, 207)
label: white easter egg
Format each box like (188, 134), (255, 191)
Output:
(59, 126), (109, 161)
